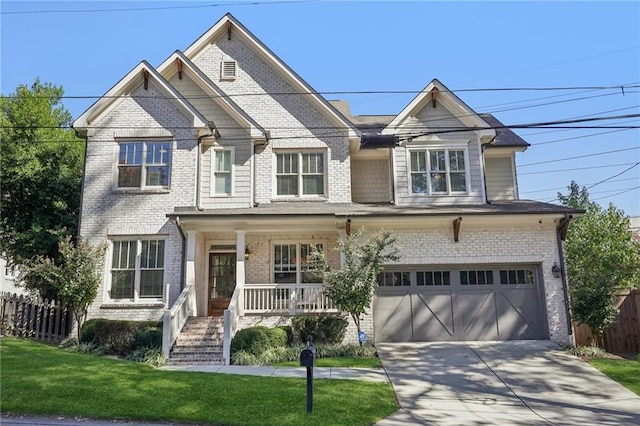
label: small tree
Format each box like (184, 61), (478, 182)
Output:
(558, 181), (640, 342)
(309, 230), (399, 344)
(22, 237), (106, 340)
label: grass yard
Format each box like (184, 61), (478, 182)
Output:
(275, 357), (383, 368)
(0, 338), (397, 426)
(589, 357), (640, 396)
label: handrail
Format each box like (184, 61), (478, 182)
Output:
(222, 285), (242, 365)
(162, 283), (196, 359)
(243, 283), (337, 315)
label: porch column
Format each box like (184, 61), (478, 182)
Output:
(185, 230), (198, 316)
(338, 229), (347, 268)
(236, 230), (246, 315)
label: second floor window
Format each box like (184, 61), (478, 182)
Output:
(212, 148), (233, 195)
(118, 141), (171, 189)
(275, 152), (325, 197)
(409, 148), (467, 194)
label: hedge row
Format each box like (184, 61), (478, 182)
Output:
(81, 319), (162, 355)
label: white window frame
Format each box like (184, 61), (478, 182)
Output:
(406, 144), (469, 195)
(272, 241), (325, 284)
(273, 151), (327, 198)
(106, 237), (166, 303)
(210, 146), (234, 197)
(114, 140), (172, 190)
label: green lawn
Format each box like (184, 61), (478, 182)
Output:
(589, 357), (640, 396)
(0, 338), (397, 426)
(275, 357), (383, 368)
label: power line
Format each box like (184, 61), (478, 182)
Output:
(0, 1), (312, 15)
(591, 186), (640, 202)
(586, 163), (640, 190)
(520, 177), (640, 194)
(519, 162), (639, 175)
(519, 147), (639, 167)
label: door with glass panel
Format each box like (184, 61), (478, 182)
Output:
(208, 253), (236, 316)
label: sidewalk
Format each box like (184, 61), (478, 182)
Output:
(159, 364), (390, 382)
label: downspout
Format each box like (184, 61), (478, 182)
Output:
(196, 122), (216, 211)
(556, 213), (573, 337)
(175, 216), (187, 291)
(74, 129), (89, 238)
(388, 147), (395, 204)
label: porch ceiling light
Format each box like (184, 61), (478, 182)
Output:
(244, 246), (250, 260)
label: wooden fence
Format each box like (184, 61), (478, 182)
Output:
(573, 289), (640, 353)
(0, 292), (73, 343)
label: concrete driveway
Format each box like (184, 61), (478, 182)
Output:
(376, 341), (640, 426)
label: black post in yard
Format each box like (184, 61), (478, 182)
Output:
(306, 363), (313, 413)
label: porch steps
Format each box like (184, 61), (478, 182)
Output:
(166, 316), (225, 366)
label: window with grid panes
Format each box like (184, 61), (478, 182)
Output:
(500, 269), (535, 285)
(459, 270), (494, 285)
(409, 148), (467, 194)
(117, 141), (171, 188)
(275, 152), (325, 196)
(110, 239), (165, 300)
(212, 149), (232, 195)
(273, 243), (323, 283)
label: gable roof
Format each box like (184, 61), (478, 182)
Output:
(73, 61), (210, 137)
(382, 79), (496, 142)
(479, 114), (529, 148)
(183, 13), (360, 139)
(157, 50), (266, 140)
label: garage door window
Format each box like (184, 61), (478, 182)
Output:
(417, 271), (450, 286)
(378, 271), (410, 287)
(500, 269), (534, 285)
(460, 270), (494, 285)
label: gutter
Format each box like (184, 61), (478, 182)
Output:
(556, 213), (574, 337)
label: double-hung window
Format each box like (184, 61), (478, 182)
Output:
(273, 243), (323, 283)
(409, 148), (467, 194)
(110, 239), (165, 301)
(212, 148), (233, 196)
(117, 141), (171, 189)
(275, 152), (325, 197)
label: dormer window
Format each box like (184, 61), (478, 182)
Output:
(221, 60), (236, 80)
(409, 148), (468, 195)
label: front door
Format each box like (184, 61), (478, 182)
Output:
(208, 253), (236, 317)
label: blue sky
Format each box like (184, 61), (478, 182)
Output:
(2, 1), (639, 216)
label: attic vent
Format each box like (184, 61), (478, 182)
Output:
(221, 60), (236, 80)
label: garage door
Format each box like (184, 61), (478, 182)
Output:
(374, 266), (548, 342)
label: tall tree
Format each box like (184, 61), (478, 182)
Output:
(0, 79), (84, 275)
(558, 181), (640, 340)
(309, 230), (399, 344)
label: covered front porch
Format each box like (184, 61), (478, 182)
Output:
(162, 210), (348, 364)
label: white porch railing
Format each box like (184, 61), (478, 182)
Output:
(162, 283), (197, 359)
(243, 283), (338, 315)
(222, 285), (242, 365)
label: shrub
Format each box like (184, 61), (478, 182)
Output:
(291, 315), (348, 344)
(276, 325), (294, 346)
(132, 327), (163, 350)
(80, 319), (162, 355)
(265, 327), (288, 348)
(563, 344), (605, 358)
(231, 327), (271, 356)
(231, 350), (259, 366)
(127, 347), (165, 367)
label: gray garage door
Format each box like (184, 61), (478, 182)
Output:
(374, 266), (548, 342)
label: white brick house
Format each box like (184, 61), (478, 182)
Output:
(73, 14), (580, 363)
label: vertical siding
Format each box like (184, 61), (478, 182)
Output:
(485, 156), (516, 200)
